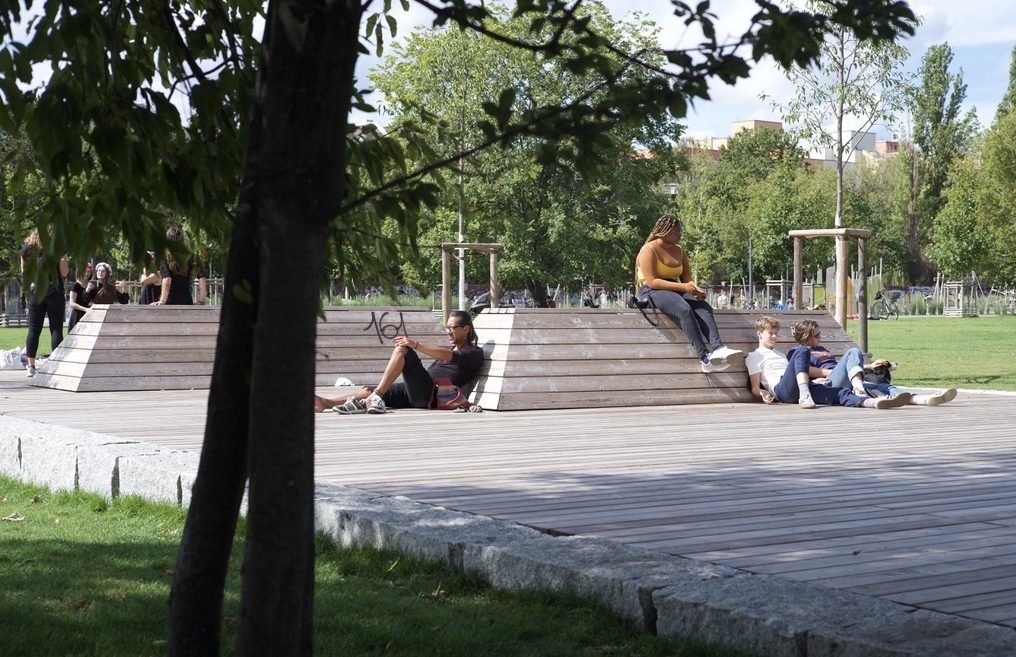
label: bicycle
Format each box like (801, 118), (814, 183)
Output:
(871, 289), (900, 320)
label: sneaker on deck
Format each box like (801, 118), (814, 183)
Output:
(873, 392), (911, 409)
(708, 346), (744, 366)
(700, 355), (729, 374)
(798, 393), (816, 409)
(25, 365), (36, 378)
(926, 388), (958, 406)
(334, 398), (366, 414)
(365, 394), (386, 414)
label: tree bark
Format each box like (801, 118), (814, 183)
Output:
(233, 1), (363, 656)
(169, 1), (364, 656)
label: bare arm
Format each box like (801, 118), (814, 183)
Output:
(139, 272), (160, 286)
(69, 289), (91, 313)
(152, 276), (171, 305)
(749, 372), (774, 404)
(636, 243), (696, 294)
(393, 335), (454, 362)
(677, 248), (706, 299)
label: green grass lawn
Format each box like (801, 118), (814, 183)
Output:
(0, 476), (737, 657)
(848, 315), (1016, 392)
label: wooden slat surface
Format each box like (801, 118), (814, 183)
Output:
(471, 308), (853, 410)
(32, 305), (448, 391)
(3, 370), (1014, 628)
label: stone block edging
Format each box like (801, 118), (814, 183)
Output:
(2, 415), (1014, 656)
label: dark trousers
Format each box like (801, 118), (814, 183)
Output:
(26, 290), (65, 358)
(641, 285), (722, 358)
(379, 348), (433, 409)
(772, 347), (864, 407)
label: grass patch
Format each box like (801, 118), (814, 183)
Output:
(0, 327), (34, 352)
(0, 477), (739, 657)
(849, 315), (1016, 391)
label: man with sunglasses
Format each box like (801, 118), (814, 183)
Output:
(314, 310), (484, 414)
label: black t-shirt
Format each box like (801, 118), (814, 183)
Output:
(159, 259), (205, 305)
(426, 345), (484, 387)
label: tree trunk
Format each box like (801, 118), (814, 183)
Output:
(167, 208), (260, 657)
(233, 1), (363, 655)
(169, 1), (364, 656)
(526, 278), (549, 307)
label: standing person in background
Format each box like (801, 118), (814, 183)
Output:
(20, 228), (69, 377)
(138, 251), (162, 305)
(67, 262), (94, 332)
(599, 287), (610, 309)
(634, 214), (743, 373)
(152, 226), (207, 305)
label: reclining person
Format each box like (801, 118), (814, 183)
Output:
(791, 319), (957, 406)
(746, 316), (910, 410)
(314, 310), (484, 414)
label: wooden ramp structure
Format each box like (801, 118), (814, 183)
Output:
(32, 305), (447, 392)
(470, 307), (856, 410)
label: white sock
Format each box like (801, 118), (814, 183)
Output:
(798, 382), (812, 401)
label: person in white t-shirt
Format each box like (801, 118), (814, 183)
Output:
(745, 316), (909, 410)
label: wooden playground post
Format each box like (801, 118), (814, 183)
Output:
(440, 242), (503, 324)
(788, 228), (870, 354)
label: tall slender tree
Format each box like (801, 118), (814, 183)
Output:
(996, 44), (1016, 122)
(767, 0), (910, 324)
(904, 42), (977, 283)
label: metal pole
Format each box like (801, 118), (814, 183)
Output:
(792, 236), (803, 310)
(858, 236), (868, 354)
(441, 247), (452, 325)
(747, 228), (754, 308)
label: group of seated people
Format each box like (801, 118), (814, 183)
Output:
(313, 213), (955, 415)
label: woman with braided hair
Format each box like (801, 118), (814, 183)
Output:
(635, 214), (743, 373)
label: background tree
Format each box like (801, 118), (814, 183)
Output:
(0, 1), (917, 655)
(372, 5), (682, 303)
(768, 0), (910, 323)
(996, 44), (1016, 122)
(905, 42), (977, 282)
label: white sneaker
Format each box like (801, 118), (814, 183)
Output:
(798, 393), (816, 409)
(926, 388), (957, 406)
(873, 392), (911, 409)
(334, 398), (367, 414)
(365, 394), (386, 414)
(708, 346), (744, 365)
(700, 355), (729, 373)
(25, 365), (36, 378)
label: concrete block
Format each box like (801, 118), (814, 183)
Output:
(16, 422), (83, 492)
(0, 420), (21, 477)
(117, 449), (200, 505)
(76, 440), (155, 500)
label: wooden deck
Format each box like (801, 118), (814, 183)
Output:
(2, 371), (1015, 629)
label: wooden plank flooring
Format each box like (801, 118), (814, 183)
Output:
(2, 371), (1015, 628)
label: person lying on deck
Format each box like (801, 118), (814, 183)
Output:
(314, 310), (484, 415)
(791, 319), (957, 407)
(746, 316), (910, 410)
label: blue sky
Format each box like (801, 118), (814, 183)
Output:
(355, 0), (1016, 141)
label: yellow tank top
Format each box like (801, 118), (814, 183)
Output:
(636, 249), (683, 287)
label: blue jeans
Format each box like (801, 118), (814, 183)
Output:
(772, 347), (865, 407)
(827, 347), (865, 389)
(640, 285), (722, 358)
(863, 382), (904, 396)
